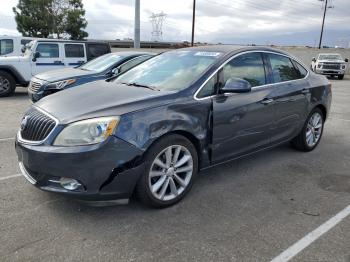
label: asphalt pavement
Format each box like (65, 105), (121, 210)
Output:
(0, 78), (349, 262)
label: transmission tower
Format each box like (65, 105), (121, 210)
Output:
(150, 12), (166, 41)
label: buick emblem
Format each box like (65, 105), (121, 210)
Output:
(20, 116), (29, 131)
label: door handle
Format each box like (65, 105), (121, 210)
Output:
(301, 88), (310, 94)
(261, 98), (274, 105)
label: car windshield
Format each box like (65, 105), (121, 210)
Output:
(318, 54), (342, 60)
(80, 53), (124, 72)
(115, 50), (223, 91)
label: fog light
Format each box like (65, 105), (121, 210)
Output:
(59, 177), (82, 191)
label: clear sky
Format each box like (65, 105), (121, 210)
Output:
(1, 0), (349, 47)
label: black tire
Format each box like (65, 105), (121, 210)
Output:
(0, 71), (16, 97)
(338, 74), (344, 80)
(291, 108), (325, 152)
(136, 134), (198, 208)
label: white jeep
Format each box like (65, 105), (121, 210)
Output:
(311, 53), (348, 80)
(0, 36), (37, 57)
(0, 39), (111, 97)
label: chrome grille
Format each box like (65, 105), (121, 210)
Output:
(29, 81), (42, 93)
(322, 63), (340, 70)
(20, 108), (57, 142)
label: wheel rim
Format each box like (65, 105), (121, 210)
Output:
(306, 112), (323, 147)
(0, 76), (10, 94)
(148, 145), (193, 201)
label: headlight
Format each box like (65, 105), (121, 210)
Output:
(53, 117), (120, 146)
(317, 63), (322, 68)
(47, 79), (76, 90)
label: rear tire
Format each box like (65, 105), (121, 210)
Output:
(338, 74), (344, 80)
(291, 108), (325, 152)
(0, 71), (16, 97)
(136, 134), (198, 208)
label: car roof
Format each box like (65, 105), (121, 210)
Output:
(182, 45), (288, 56)
(34, 39), (109, 45)
(110, 51), (156, 56)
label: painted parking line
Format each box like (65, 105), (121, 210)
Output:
(0, 137), (15, 142)
(0, 174), (22, 181)
(270, 204), (350, 262)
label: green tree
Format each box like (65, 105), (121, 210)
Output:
(13, 0), (88, 40)
(13, 0), (53, 38)
(65, 0), (88, 40)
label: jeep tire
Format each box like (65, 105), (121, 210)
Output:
(0, 71), (16, 97)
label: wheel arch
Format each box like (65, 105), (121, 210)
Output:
(314, 104), (327, 120)
(140, 130), (207, 170)
(0, 66), (26, 85)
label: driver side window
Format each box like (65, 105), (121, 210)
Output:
(220, 52), (266, 88)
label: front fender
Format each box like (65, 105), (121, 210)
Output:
(116, 99), (212, 166)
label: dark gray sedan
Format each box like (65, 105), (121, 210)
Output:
(15, 45), (332, 208)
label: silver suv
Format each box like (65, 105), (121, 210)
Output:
(311, 53), (348, 80)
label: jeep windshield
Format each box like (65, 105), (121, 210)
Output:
(115, 50), (222, 91)
(79, 53), (124, 73)
(318, 54), (343, 60)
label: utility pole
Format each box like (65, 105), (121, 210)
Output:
(318, 0), (334, 49)
(134, 0), (140, 48)
(191, 0), (196, 46)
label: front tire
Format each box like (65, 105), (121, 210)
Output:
(136, 134), (198, 208)
(291, 108), (324, 152)
(338, 74), (344, 80)
(0, 71), (16, 97)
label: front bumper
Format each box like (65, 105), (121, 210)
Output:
(15, 135), (145, 201)
(315, 69), (345, 75)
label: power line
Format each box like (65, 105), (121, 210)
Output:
(318, 0), (334, 49)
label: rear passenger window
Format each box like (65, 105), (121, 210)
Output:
(221, 52), (266, 87)
(65, 44), (84, 58)
(293, 61), (308, 78)
(87, 44), (110, 60)
(36, 43), (59, 58)
(268, 54), (299, 82)
(0, 39), (14, 55)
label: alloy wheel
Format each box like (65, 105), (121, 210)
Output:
(148, 145), (193, 201)
(305, 112), (323, 147)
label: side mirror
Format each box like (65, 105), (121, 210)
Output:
(21, 45), (26, 53)
(345, 58), (349, 63)
(219, 77), (252, 94)
(312, 57), (316, 62)
(32, 51), (40, 62)
(111, 67), (121, 75)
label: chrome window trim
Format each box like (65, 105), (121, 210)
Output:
(194, 50), (309, 101)
(17, 106), (59, 145)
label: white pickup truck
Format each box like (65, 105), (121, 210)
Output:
(0, 39), (111, 97)
(311, 53), (348, 80)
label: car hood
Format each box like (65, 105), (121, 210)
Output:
(318, 59), (345, 63)
(35, 67), (95, 82)
(35, 81), (174, 123)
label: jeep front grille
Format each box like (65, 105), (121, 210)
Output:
(20, 108), (57, 142)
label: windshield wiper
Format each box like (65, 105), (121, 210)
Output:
(123, 82), (160, 91)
